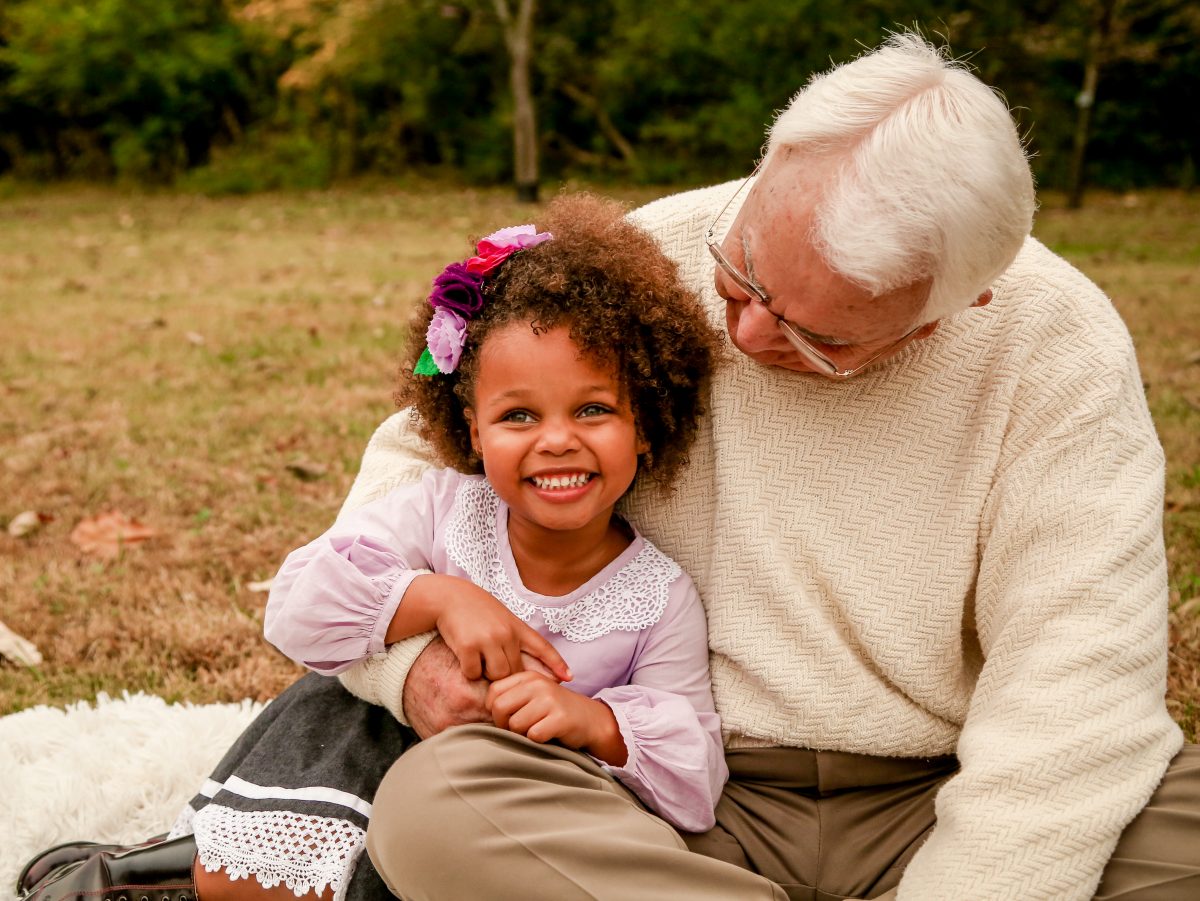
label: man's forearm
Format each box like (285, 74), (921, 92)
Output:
(338, 631), (439, 725)
(339, 635), (492, 737)
(400, 638), (491, 738)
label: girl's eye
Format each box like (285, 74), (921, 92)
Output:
(502, 410), (535, 423)
(578, 403), (612, 418)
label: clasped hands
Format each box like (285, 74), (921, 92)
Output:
(399, 577), (626, 765)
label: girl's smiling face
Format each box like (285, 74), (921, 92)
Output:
(466, 323), (646, 537)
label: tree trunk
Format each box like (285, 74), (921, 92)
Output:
(561, 82), (640, 175)
(494, 0), (538, 203)
(1068, 0), (1120, 209)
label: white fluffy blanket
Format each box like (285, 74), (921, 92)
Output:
(0, 693), (265, 900)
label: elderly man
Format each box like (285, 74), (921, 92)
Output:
(341, 34), (1197, 901)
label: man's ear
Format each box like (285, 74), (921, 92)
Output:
(972, 289), (994, 308)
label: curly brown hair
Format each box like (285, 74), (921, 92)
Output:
(396, 193), (721, 492)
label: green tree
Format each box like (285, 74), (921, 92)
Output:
(0, 0), (255, 180)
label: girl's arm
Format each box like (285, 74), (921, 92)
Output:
(263, 469), (452, 674)
(387, 574), (570, 682)
(592, 574), (728, 833)
(265, 468), (568, 682)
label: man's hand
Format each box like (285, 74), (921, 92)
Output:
(402, 637), (490, 739)
(402, 639), (561, 739)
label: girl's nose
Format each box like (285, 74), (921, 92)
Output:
(536, 418), (582, 454)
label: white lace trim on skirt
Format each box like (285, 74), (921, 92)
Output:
(193, 805), (365, 901)
(166, 803), (196, 840)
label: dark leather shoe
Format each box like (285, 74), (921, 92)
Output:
(17, 843), (119, 897)
(21, 835), (197, 901)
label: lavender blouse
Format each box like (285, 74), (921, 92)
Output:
(263, 468), (727, 832)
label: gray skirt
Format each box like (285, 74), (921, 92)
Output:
(169, 673), (418, 901)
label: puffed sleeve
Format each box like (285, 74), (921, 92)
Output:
(263, 468), (460, 675)
(592, 574), (727, 832)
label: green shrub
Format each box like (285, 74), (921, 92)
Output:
(180, 132), (332, 195)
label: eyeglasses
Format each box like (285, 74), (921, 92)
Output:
(704, 171), (922, 380)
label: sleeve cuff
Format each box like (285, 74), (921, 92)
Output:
(367, 569), (433, 656)
(337, 630), (438, 725)
(590, 700), (639, 779)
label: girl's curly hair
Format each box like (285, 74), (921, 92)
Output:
(396, 193), (721, 493)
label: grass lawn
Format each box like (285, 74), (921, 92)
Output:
(2, 183), (1198, 741)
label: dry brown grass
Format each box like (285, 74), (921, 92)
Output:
(2, 183), (1197, 740)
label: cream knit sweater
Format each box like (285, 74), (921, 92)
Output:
(338, 184), (1182, 899)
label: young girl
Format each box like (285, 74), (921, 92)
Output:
(16, 195), (725, 901)
(255, 193), (724, 889)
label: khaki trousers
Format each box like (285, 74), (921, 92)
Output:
(365, 726), (1200, 900)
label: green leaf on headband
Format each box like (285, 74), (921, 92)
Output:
(413, 347), (440, 375)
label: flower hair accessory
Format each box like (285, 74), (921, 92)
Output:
(414, 224), (554, 375)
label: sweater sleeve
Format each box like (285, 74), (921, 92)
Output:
(264, 468), (456, 675)
(897, 335), (1183, 899)
(593, 575), (728, 833)
(334, 411), (442, 721)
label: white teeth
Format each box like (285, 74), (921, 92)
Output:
(533, 473), (590, 490)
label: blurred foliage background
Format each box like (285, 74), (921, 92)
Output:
(0, 0), (1196, 195)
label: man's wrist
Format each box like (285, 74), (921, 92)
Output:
(338, 630), (438, 725)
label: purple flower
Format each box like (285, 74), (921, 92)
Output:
(430, 263), (486, 317)
(426, 307), (467, 374)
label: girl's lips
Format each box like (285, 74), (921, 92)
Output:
(526, 472), (597, 501)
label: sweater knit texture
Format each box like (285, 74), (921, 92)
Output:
(339, 183), (1182, 899)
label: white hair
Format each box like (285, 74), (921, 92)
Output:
(766, 32), (1036, 323)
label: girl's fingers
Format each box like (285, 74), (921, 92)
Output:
(485, 676), (525, 728)
(524, 716), (559, 745)
(458, 650), (483, 681)
(520, 631), (572, 683)
(481, 644), (513, 680)
(506, 701), (551, 737)
(503, 643), (524, 679)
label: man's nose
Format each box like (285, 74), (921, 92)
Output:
(731, 298), (785, 350)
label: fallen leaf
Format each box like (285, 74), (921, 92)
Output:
(70, 511), (157, 559)
(0, 620), (42, 667)
(7, 510), (51, 537)
(246, 579), (274, 593)
(286, 460), (328, 481)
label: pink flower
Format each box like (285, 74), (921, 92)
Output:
(426, 307), (467, 373)
(465, 224), (553, 274)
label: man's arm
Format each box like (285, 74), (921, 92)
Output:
(897, 318), (1183, 899)
(334, 410), (475, 728)
(340, 636), (490, 737)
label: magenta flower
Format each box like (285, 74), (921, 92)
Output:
(426, 307), (467, 374)
(465, 225), (554, 274)
(430, 263), (486, 317)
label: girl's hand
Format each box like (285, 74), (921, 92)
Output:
(435, 581), (572, 683)
(486, 671), (628, 766)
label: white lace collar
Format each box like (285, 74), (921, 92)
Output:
(444, 478), (680, 642)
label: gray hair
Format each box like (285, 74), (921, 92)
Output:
(766, 33), (1036, 323)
